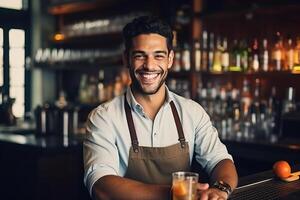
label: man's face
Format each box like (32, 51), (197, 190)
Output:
(126, 33), (174, 95)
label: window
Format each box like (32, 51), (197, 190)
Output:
(0, 28), (3, 102)
(0, 0), (30, 119)
(9, 29), (25, 117)
(0, 0), (23, 10)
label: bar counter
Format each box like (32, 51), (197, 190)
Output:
(0, 132), (299, 200)
(0, 132), (90, 200)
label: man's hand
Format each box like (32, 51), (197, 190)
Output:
(196, 184), (228, 200)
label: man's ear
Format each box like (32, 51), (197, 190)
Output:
(167, 50), (174, 69)
(122, 51), (129, 68)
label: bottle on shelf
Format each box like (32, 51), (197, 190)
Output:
(194, 40), (201, 71)
(271, 32), (285, 71)
(221, 37), (229, 72)
(98, 70), (105, 102)
(293, 36), (300, 73)
(229, 39), (242, 72)
(201, 30), (208, 71)
(171, 31), (181, 72)
(208, 32), (215, 72)
(181, 43), (191, 71)
(282, 87), (296, 114)
(249, 38), (260, 72)
(212, 36), (222, 73)
(240, 39), (249, 72)
(285, 36), (294, 71)
(260, 38), (269, 72)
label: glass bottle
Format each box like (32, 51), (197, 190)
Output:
(194, 41), (201, 71)
(181, 43), (191, 71)
(229, 39), (242, 72)
(201, 30), (208, 72)
(221, 38), (229, 72)
(172, 31), (181, 72)
(250, 38), (260, 72)
(285, 36), (294, 71)
(212, 36), (222, 73)
(260, 39), (269, 72)
(271, 32), (285, 71)
(208, 32), (215, 72)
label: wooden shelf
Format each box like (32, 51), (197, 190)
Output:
(201, 71), (300, 77)
(203, 2), (300, 21)
(48, 0), (119, 15)
(34, 57), (123, 71)
(52, 31), (123, 48)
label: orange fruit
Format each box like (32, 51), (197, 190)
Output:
(173, 181), (187, 196)
(273, 160), (291, 179)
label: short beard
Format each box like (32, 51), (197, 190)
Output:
(129, 66), (168, 95)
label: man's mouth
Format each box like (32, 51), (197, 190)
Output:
(137, 71), (161, 84)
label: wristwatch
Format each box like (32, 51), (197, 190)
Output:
(212, 180), (232, 196)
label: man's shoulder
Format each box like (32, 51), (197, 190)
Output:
(91, 95), (124, 117)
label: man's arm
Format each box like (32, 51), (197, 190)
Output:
(210, 159), (238, 191)
(92, 175), (170, 200)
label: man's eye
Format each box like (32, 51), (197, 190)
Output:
(133, 54), (145, 60)
(155, 55), (166, 59)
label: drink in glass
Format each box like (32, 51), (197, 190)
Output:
(172, 172), (199, 200)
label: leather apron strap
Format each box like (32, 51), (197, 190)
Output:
(124, 96), (186, 150)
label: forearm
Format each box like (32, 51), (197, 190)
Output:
(92, 175), (171, 200)
(210, 159), (238, 190)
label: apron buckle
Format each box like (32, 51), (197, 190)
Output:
(133, 148), (139, 153)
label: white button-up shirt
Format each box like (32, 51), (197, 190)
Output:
(83, 85), (233, 195)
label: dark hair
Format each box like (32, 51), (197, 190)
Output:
(122, 16), (173, 53)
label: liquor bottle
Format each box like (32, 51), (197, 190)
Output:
(98, 70), (105, 102)
(282, 87), (296, 114)
(221, 38), (229, 72)
(250, 38), (260, 72)
(229, 39), (242, 72)
(181, 43), (191, 71)
(267, 87), (281, 136)
(172, 31), (181, 72)
(241, 79), (251, 115)
(293, 37), (300, 72)
(201, 30), (208, 71)
(208, 32), (215, 72)
(212, 36), (222, 73)
(194, 41), (201, 71)
(260, 39), (269, 72)
(285, 36), (294, 71)
(271, 32), (285, 71)
(240, 39), (249, 72)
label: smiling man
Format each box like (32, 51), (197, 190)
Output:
(83, 16), (238, 200)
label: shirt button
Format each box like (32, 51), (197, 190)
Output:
(154, 132), (157, 136)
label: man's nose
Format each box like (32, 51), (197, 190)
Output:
(144, 56), (156, 69)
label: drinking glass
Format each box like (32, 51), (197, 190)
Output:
(172, 172), (199, 200)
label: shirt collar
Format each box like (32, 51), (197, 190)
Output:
(125, 84), (174, 112)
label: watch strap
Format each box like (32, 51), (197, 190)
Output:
(212, 180), (232, 196)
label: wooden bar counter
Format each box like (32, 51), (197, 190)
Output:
(0, 132), (299, 200)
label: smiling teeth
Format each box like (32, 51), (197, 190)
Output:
(141, 73), (158, 79)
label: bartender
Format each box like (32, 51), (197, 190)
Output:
(83, 16), (238, 200)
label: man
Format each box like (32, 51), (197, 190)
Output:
(83, 16), (238, 200)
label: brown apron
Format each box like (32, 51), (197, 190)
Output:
(124, 96), (190, 184)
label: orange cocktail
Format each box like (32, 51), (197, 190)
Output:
(172, 172), (199, 200)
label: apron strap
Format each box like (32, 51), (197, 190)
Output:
(124, 95), (139, 153)
(124, 94), (186, 152)
(170, 101), (186, 148)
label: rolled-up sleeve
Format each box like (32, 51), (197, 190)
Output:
(193, 105), (233, 175)
(83, 106), (119, 196)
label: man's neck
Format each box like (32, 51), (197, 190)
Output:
(131, 85), (166, 120)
